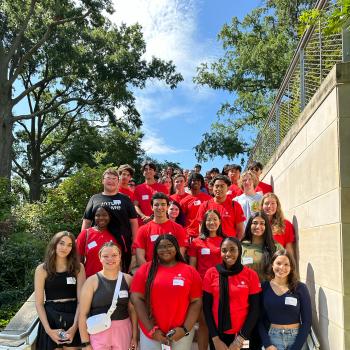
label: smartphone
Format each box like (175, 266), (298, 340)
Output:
(166, 329), (176, 338)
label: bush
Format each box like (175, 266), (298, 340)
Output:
(0, 231), (45, 328)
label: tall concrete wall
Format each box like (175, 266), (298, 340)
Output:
(261, 62), (350, 350)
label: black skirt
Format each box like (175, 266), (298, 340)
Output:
(36, 300), (81, 349)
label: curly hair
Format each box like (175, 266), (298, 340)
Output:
(43, 231), (80, 278)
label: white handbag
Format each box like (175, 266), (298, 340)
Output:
(86, 272), (123, 335)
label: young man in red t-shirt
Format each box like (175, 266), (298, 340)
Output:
(118, 164), (135, 201)
(195, 175), (245, 239)
(134, 161), (167, 225)
(180, 173), (212, 240)
(170, 173), (189, 203)
(227, 164), (243, 198)
(248, 161), (273, 194)
(134, 192), (187, 265)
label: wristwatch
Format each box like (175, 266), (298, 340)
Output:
(181, 325), (190, 336)
(81, 341), (91, 347)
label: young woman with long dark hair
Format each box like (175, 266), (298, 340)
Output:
(35, 231), (85, 350)
(188, 210), (225, 350)
(259, 249), (311, 350)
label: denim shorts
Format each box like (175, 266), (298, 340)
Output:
(268, 327), (306, 350)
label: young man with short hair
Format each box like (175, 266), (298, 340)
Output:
(248, 161), (273, 194)
(170, 173), (189, 203)
(134, 192), (187, 265)
(234, 170), (263, 228)
(118, 164), (135, 201)
(227, 164), (243, 198)
(133, 161), (167, 225)
(195, 175), (245, 239)
(180, 173), (212, 240)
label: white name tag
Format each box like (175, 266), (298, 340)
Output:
(285, 297), (298, 306)
(119, 290), (129, 298)
(201, 248), (210, 255)
(242, 256), (254, 265)
(161, 344), (171, 350)
(193, 200), (201, 206)
(142, 194), (149, 200)
(150, 234), (159, 242)
(227, 190), (232, 195)
(242, 340), (250, 349)
(87, 241), (97, 249)
(66, 277), (76, 285)
(173, 278), (184, 286)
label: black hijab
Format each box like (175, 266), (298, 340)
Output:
(216, 237), (243, 333)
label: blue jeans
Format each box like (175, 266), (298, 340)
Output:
(268, 327), (306, 350)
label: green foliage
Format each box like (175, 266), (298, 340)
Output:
(0, 177), (16, 222)
(16, 165), (106, 237)
(299, 0), (350, 34)
(194, 0), (314, 161)
(0, 0), (183, 182)
(0, 231), (45, 327)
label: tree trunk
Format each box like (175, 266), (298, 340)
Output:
(0, 102), (13, 181)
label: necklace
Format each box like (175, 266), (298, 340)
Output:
(270, 279), (289, 295)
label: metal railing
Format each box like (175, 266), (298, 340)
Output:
(248, 0), (346, 166)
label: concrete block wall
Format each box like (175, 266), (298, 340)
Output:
(260, 62), (350, 350)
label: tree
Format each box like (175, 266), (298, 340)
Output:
(193, 0), (314, 161)
(0, 0), (183, 181)
(299, 0), (350, 34)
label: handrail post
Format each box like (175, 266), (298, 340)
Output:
(300, 49), (305, 110)
(343, 20), (350, 62)
(319, 19), (323, 83)
(276, 103), (280, 146)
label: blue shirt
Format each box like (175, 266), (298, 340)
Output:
(259, 281), (312, 350)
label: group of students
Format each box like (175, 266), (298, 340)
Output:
(34, 161), (312, 350)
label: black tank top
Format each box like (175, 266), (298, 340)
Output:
(90, 273), (129, 320)
(45, 271), (77, 300)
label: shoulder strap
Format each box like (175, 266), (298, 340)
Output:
(82, 228), (90, 264)
(106, 272), (123, 317)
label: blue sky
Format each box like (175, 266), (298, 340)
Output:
(110, 0), (262, 174)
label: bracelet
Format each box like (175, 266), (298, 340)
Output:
(81, 341), (91, 347)
(148, 325), (159, 338)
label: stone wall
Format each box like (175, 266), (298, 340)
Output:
(261, 62), (350, 350)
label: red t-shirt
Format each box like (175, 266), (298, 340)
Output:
(131, 262), (202, 337)
(76, 227), (118, 277)
(134, 220), (187, 261)
(180, 193), (212, 238)
(273, 219), (295, 247)
(134, 182), (168, 217)
(203, 266), (261, 334)
(119, 186), (134, 202)
(170, 193), (189, 203)
(188, 236), (223, 279)
(256, 181), (273, 194)
(227, 184), (243, 198)
(195, 198), (245, 237)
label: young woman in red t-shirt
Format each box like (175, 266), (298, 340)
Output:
(261, 193), (295, 259)
(203, 237), (261, 350)
(76, 206), (124, 277)
(188, 210), (225, 350)
(168, 200), (186, 227)
(131, 234), (202, 350)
